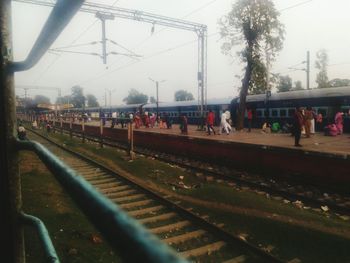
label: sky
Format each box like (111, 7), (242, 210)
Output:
(12, 0), (350, 106)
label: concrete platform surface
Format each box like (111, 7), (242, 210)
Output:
(66, 120), (350, 156)
(134, 125), (350, 156)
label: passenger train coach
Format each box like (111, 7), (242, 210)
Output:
(63, 86), (350, 132)
(233, 86), (350, 131)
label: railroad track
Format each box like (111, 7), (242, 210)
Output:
(56, 125), (350, 218)
(27, 129), (288, 263)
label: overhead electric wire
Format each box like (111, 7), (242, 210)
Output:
(106, 39), (141, 57)
(52, 41), (100, 50)
(279, 0), (313, 12)
(32, 18), (99, 85)
(79, 31), (223, 85)
(126, 0), (220, 54)
(48, 49), (102, 57)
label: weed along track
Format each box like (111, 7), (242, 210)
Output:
(27, 130), (287, 263)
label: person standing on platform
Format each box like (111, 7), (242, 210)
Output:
(206, 109), (216, 135)
(304, 107), (313, 138)
(316, 112), (323, 132)
(180, 115), (188, 135)
(293, 107), (304, 147)
(247, 108), (253, 132)
(335, 111), (344, 134)
(219, 111), (231, 135)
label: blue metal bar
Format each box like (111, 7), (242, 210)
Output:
(10, 0), (85, 72)
(20, 212), (60, 263)
(16, 139), (187, 263)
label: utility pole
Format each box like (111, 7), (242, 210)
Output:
(306, 50), (310, 90)
(95, 12), (114, 64)
(149, 78), (165, 118)
(265, 49), (271, 122)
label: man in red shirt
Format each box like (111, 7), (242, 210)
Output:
(293, 107), (304, 147)
(247, 109), (253, 132)
(206, 110), (216, 135)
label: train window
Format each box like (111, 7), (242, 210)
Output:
(188, 112), (192, 117)
(256, 110), (262, 117)
(288, 109), (295, 117)
(280, 109), (286, 117)
(271, 109), (278, 117)
(264, 110), (269, 117)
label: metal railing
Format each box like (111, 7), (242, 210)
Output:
(16, 139), (186, 262)
(20, 212), (60, 263)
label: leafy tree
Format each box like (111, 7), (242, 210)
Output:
(174, 90), (194, 101)
(71, 85), (85, 108)
(294, 81), (303, 90)
(315, 49), (330, 89)
(149, 96), (156, 103)
(220, 0), (284, 129)
(276, 75), (292, 92)
(33, 95), (50, 105)
(86, 94), (99, 107)
(329, 78), (350, 88)
(123, 89), (148, 104)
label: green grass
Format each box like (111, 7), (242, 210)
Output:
(177, 184), (350, 230)
(187, 205), (350, 263)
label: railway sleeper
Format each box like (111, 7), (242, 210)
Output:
(180, 241), (226, 258)
(66, 163), (92, 169)
(128, 205), (164, 217)
(111, 193), (146, 203)
(77, 170), (104, 176)
(138, 212), (177, 224)
(150, 220), (191, 234)
(107, 189), (137, 198)
(87, 177), (117, 184)
(93, 181), (124, 189)
(83, 174), (111, 180)
(119, 199), (153, 209)
(163, 229), (207, 245)
(99, 185), (130, 194)
(222, 255), (247, 263)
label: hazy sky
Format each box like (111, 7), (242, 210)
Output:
(12, 0), (350, 106)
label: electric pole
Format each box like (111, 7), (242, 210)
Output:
(306, 50), (310, 90)
(149, 78), (165, 118)
(95, 12), (114, 64)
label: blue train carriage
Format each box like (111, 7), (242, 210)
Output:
(99, 103), (143, 118)
(230, 86), (350, 132)
(143, 98), (232, 125)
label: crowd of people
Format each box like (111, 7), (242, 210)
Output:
(291, 107), (345, 147)
(19, 106), (347, 146)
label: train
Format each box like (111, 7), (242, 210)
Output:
(52, 86), (350, 132)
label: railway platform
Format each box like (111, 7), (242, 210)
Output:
(78, 120), (350, 156)
(134, 124), (350, 156)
